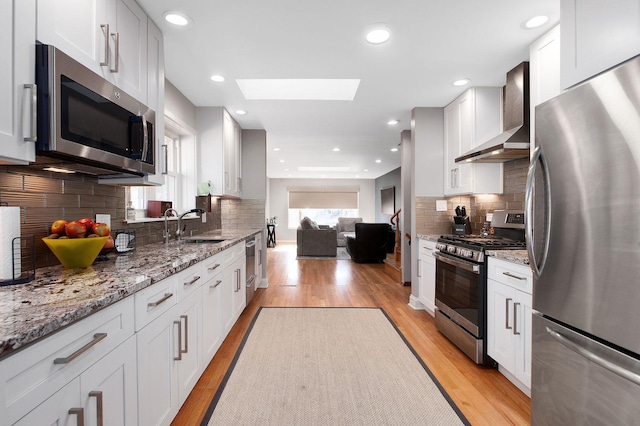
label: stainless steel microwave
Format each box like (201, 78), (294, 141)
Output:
(35, 43), (155, 177)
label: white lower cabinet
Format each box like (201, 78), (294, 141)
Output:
(202, 253), (225, 363)
(487, 257), (533, 395)
(176, 288), (202, 404)
(13, 379), (82, 426)
(417, 238), (437, 315)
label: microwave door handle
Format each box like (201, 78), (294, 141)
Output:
(525, 146), (551, 277)
(141, 115), (149, 162)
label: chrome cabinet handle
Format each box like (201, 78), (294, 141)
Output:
(184, 276), (201, 287)
(505, 298), (512, 330)
(417, 258), (422, 277)
(110, 32), (120, 73)
(513, 303), (521, 335)
(147, 293), (173, 308)
(208, 263), (221, 272)
(258, 249), (262, 265)
(502, 271), (526, 280)
(173, 320), (182, 361)
(141, 114), (149, 162)
(54, 333), (107, 364)
(546, 327), (640, 386)
(69, 407), (85, 426)
(89, 391), (103, 426)
(210, 279), (222, 289)
(23, 84), (37, 142)
(100, 24), (109, 66)
(180, 315), (188, 354)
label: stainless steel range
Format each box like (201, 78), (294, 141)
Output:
(433, 210), (526, 366)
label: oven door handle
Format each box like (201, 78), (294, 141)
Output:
(433, 252), (480, 274)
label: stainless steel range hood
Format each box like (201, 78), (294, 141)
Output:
(456, 62), (530, 163)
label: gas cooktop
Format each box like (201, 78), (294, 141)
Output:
(438, 234), (526, 249)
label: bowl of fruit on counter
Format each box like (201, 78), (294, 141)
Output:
(43, 218), (114, 268)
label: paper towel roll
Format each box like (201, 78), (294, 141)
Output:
(0, 207), (21, 280)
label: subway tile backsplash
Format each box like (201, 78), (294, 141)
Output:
(0, 166), (265, 269)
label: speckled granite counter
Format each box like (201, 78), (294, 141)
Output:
(486, 249), (530, 266)
(0, 228), (262, 359)
(416, 234), (440, 242)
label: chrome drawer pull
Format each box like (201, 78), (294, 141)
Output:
(184, 276), (201, 287)
(174, 320), (182, 361)
(513, 303), (521, 335)
(505, 298), (512, 330)
(210, 280), (223, 289)
(89, 391), (104, 426)
(54, 333), (107, 364)
(110, 32), (119, 73)
(148, 293), (173, 308)
(503, 271), (526, 280)
(69, 407), (85, 426)
(208, 263), (221, 272)
(180, 315), (189, 354)
(100, 24), (109, 66)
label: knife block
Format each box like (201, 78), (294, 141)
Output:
(452, 216), (472, 235)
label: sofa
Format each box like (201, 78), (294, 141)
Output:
(336, 217), (363, 247)
(345, 223), (391, 263)
(296, 217), (337, 257)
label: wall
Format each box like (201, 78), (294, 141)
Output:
(267, 178), (376, 242)
(240, 130), (267, 200)
(374, 167), (401, 223)
(164, 80), (197, 130)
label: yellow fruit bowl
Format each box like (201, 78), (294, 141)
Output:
(42, 236), (109, 269)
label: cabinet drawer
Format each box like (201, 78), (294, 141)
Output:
(0, 297), (134, 424)
(135, 276), (178, 331)
(176, 263), (203, 302)
(224, 241), (244, 265)
(418, 239), (436, 257)
(201, 252), (224, 282)
(487, 257), (532, 294)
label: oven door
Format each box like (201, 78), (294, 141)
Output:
(433, 251), (483, 337)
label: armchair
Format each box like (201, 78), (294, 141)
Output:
(345, 223), (391, 263)
(296, 217), (337, 257)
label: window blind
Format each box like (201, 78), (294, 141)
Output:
(288, 187), (359, 209)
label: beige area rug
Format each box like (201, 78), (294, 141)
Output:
(201, 307), (469, 426)
(296, 246), (351, 260)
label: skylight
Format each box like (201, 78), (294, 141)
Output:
(236, 79), (361, 100)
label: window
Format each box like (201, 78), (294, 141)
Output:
(127, 116), (197, 219)
(287, 187), (359, 229)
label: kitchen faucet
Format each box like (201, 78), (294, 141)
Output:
(163, 208), (206, 243)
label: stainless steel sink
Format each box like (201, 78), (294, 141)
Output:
(183, 237), (227, 244)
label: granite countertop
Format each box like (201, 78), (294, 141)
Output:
(0, 228), (262, 359)
(486, 249), (530, 266)
(416, 234), (440, 242)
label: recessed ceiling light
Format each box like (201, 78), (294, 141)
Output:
(387, 119), (399, 125)
(273, 148), (281, 151)
(366, 25), (391, 44)
(210, 74), (225, 83)
(452, 78), (471, 87)
(333, 147), (340, 152)
(525, 15), (549, 29)
(279, 160), (285, 163)
(364, 169), (369, 172)
(375, 159), (382, 163)
(235, 110), (247, 115)
(390, 147), (398, 152)
(164, 11), (191, 26)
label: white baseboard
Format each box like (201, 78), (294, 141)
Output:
(408, 295), (424, 310)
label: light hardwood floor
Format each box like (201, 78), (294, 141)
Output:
(172, 242), (531, 425)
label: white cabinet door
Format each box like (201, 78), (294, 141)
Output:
(176, 289), (202, 404)
(81, 336), (138, 426)
(561, 0), (640, 88)
(487, 279), (517, 372)
(221, 258), (236, 336)
(136, 305), (180, 426)
(417, 239), (436, 315)
(0, 0), (36, 164)
(443, 87), (503, 195)
(202, 271), (224, 363)
(255, 232), (263, 287)
(233, 255), (247, 321)
(14, 380), (82, 426)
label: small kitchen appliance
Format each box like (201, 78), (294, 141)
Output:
(434, 210), (526, 366)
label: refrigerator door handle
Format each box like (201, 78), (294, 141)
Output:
(525, 146), (551, 277)
(546, 326), (640, 386)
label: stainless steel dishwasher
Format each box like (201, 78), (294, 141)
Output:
(245, 237), (256, 304)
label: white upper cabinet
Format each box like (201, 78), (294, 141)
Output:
(197, 107), (243, 198)
(37, 0), (148, 104)
(530, 25), (563, 155)
(0, 0), (37, 164)
(561, 0), (640, 88)
(443, 87), (503, 195)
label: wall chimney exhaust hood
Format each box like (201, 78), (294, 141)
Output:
(456, 62), (530, 163)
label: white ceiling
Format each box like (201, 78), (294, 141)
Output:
(137, 0), (560, 180)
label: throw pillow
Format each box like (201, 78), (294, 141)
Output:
(300, 217), (314, 229)
(309, 219), (320, 230)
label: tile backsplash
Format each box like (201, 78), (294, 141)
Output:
(0, 166), (265, 268)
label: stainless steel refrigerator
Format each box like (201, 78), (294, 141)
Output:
(527, 55), (640, 424)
